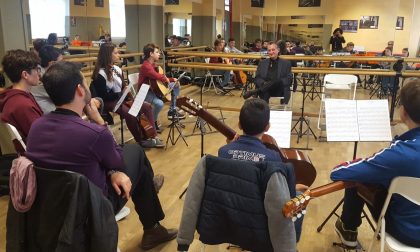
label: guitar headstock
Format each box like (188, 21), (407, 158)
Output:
(282, 190), (312, 222)
(176, 96), (203, 117)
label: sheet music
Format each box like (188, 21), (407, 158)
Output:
(325, 99), (359, 141)
(113, 81), (135, 113)
(267, 111), (292, 148)
(356, 100), (392, 141)
(128, 84), (150, 117)
(325, 99), (392, 142)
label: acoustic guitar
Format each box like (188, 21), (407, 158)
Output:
(177, 96), (317, 187)
(155, 66), (172, 102)
(282, 179), (384, 221)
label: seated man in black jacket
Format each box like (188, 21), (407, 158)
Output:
(25, 61), (177, 250)
(243, 42), (292, 104)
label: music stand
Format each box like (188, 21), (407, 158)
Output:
(165, 90), (188, 149)
(291, 77), (317, 146)
(186, 84), (215, 137)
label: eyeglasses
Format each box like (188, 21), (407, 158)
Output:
(25, 66), (41, 74)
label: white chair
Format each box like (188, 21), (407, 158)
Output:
(203, 58), (224, 94)
(368, 177), (420, 252)
(0, 122), (26, 155)
(127, 73), (139, 97)
(317, 74), (358, 131)
(269, 92), (293, 111)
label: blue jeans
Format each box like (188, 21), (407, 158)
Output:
(145, 91), (164, 122)
(210, 70), (231, 87)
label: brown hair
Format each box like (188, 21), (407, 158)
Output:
(400, 78), (420, 124)
(1, 49), (40, 83)
(92, 43), (116, 81)
(143, 43), (160, 60)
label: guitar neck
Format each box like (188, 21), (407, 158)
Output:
(309, 181), (355, 198)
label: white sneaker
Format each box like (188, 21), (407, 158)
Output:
(115, 206), (130, 222)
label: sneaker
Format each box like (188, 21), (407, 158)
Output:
(115, 206), (130, 222)
(140, 138), (164, 148)
(155, 122), (163, 134)
(153, 137), (165, 148)
(222, 84), (236, 90)
(167, 110), (186, 120)
(335, 218), (358, 248)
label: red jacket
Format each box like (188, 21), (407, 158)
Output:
(0, 88), (43, 140)
(138, 60), (173, 96)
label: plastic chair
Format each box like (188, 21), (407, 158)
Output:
(0, 122), (26, 155)
(127, 72), (139, 96)
(317, 74), (358, 131)
(368, 176), (420, 252)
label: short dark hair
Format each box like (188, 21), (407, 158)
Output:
(33, 38), (47, 53)
(1, 49), (40, 83)
(333, 28), (343, 35)
(400, 79), (420, 124)
(47, 33), (58, 45)
(254, 38), (262, 43)
(143, 43), (159, 60)
(39, 45), (62, 68)
(214, 39), (223, 47)
(228, 38), (235, 42)
(43, 61), (83, 106)
(240, 98), (270, 136)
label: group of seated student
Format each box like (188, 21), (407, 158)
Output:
(1, 41), (420, 251)
(208, 39), (236, 92)
(27, 61), (178, 250)
(90, 43), (165, 148)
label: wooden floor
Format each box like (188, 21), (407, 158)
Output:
(0, 79), (405, 252)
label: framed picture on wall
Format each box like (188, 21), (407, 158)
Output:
(396, 16), (404, 30)
(74, 0), (85, 6)
(251, 0), (264, 8)
(298, 0), (321, 7)
(340, 20), (358, 33)
(165, 0), (179, 5)
(359, 16), (379, 29)
(95, 0), (104, 7)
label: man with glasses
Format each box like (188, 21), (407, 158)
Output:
(0, 49), (43, 140)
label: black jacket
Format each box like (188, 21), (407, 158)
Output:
(254, 58), (293, 102)
(197, 156), (295, 252)
(6, 167), (118, 252)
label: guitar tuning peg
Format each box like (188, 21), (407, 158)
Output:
(294, 201), (300, 206)
(305, 195), (310, 200)
(292, 216), (297, 222)
(300, 198), (305, 204)
(297, 213), (302, 218)
(302, 210), (307, 215)
(189, 99), (193, 102)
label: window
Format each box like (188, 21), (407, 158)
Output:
(109, 0), (126, 38)
(29, 0), (68, 38)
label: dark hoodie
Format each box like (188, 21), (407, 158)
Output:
(0, 88), (43, 140)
